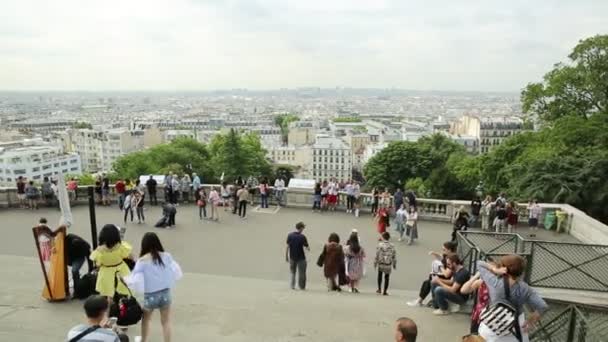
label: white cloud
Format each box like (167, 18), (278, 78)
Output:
(0, 0), (606, 91)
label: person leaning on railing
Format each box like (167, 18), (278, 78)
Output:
(477, 255), (548, 342)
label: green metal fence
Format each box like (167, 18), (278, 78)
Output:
(530, 302), (608, 342)
(458, 231), (608, 292)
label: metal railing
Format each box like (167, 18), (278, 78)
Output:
(457, 231), (608, 292)
(530, 303), (608, 342)
(528, 241), (608, 292)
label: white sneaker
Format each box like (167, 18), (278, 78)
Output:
(398, 238), (403, 242)
(449, 304), (461, 313)
(407, 300), (422, 307)
(433, 309), (450, 316)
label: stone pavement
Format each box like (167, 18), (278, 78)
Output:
(0, 204), (577, 341)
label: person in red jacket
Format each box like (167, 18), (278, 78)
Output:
(506, 201), (519, 233)
(115, 179), (126, 209)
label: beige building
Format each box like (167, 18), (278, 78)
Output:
(312, 135), (352, 181)
(450, 115), (523, 154)
(347, 134), (370, 171)
(70, 128), (146, 173)
(288, 121), (316, 146)
(268, 145), (313, 179)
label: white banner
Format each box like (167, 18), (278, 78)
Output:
(57, 173), (73, 227)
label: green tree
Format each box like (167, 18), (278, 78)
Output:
(273, 165), (294, 185)
(209, 129), (272, 182)
(522, 34), (608, 122)
(274, 113), (300, 145)
(73, 122), (93, 129)
(113, 137), (214, 181)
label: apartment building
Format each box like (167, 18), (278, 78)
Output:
(0, 139), (81, 186)
(312, 135), (352, 181)
(70, 128), (145, 173)
(450, 115), (523, 153)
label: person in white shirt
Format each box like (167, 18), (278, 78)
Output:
(345, 181), (355, 213)
(405, 206), (419, 245)
(352, 182), (361, 217)
(274, 177), (286, 207)
(527, 199), (542, 237)
(395, 204), (407, 242)
(327, 179), (338, 211)
(130, 233), (182, 342)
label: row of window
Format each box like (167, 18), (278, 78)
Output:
(313, 150), (349, 156)
(314, 157), (348, 163)
(313, 165), (349, 170)
(0, 168), (77, 182)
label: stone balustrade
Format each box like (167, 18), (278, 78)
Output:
(1, 184), (606, 244)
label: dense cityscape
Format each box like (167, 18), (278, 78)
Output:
(0, 89), (524, 185)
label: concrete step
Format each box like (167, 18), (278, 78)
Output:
(0, 254), (470, 342)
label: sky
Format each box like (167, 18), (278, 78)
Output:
(0, 0), (606, 92)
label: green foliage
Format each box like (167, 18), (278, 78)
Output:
(274, 113), (300, 144)
(113, 137), (214, 182)
(208, 129), (272, 182)
(73, 122), (93, 129)
(363, 133), (466, 192)
(65, 173), (96, 185)
(333, 117), (362, 123)
(522, 34), (608, 122)
(405, 177), (428, 197)
(274, 165), (295, 185)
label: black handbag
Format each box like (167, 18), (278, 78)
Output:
(316, 246), (326, 267)
(109, 272), (143, 326)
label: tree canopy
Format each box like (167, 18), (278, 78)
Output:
(274, 113), (299, 145)
(364, 35), (608, 222)
(522, 35), (608, 122)
(113, 132), (272, 184)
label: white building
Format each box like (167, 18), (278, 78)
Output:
(362, 142), (389, 166)
(0, 139), (81, 186)
(312, 135), (352, 181)
(450, 115), (524, 154)
(70, 128), (145, 173)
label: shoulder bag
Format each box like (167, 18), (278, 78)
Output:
(109, 271), (143, 326)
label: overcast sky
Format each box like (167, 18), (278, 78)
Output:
(1, 0), (606, 92)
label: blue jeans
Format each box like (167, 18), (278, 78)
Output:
(432, 284), (466, 310)
(261, 194), (268, 208)
(144, 288), (172, 310)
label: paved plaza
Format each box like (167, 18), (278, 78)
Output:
(0, 204), (576, 341)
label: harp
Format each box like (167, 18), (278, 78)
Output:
(32, 225), (68, 301)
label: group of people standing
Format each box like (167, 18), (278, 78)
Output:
(452, 193), (543, 241)
(312, 178), (361, 214)
(285, 222), (398, 295)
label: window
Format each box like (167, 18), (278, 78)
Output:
(70, 159), (78, 164)
(33, 175), (41, 180)
(54, 163), (59, 167)
(61, 161), (67, 165)
(13, 169), (26, 175)
(7, 177), (12, 182)
(42, 164), (51, 170)
(32, 167), (40, 172)
(62, 169), (68, 173)
(70, 167), (78, 171)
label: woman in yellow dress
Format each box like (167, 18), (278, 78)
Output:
(90, 224), (134, 298)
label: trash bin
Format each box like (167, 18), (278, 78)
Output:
(543, 211), (556, 230)
(555, 210), (568, 234)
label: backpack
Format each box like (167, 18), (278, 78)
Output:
(480, 277), (522, 341)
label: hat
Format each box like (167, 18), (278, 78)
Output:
(296, 222), (306, 230)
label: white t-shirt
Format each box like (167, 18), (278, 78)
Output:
(274, 179), (285, 191)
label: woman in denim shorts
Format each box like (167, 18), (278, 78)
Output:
(131, 233), (182, 342)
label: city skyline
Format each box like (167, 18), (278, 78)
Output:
(1, 0), (607, 92)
